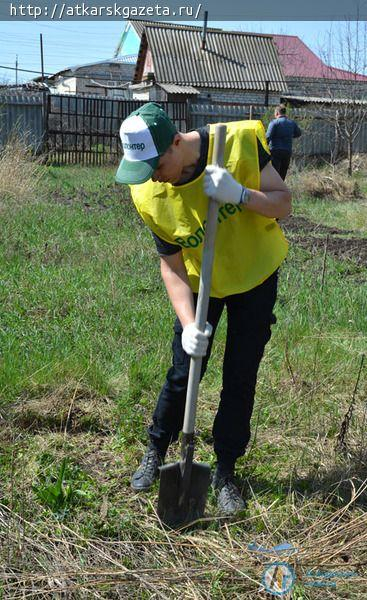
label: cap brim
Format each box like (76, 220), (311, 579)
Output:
(115, 156), (159, 185)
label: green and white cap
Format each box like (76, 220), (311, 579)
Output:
(115, 102), (177, 185)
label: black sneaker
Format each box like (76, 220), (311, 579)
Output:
(131, 445), (164, 491)
(212, 467), (246, 516)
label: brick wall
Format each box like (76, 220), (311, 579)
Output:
(286, 77), (367, 100)
(196, 88), (280, 105)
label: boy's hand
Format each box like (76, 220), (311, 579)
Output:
(182, 322), (212, 357)
(204, 165), (250, 205)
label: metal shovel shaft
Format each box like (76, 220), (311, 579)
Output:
(182, 124), (227, 441)
(157, 124), (227, 529)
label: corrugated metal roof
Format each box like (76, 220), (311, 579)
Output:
(283, 94), (367, 106)
(115, 54), (138, 64)
(129, 19), (222, 38)
(135, 27), (286, 92)
(42, 59), (135, 83)
(129, 80), (199, 94)
(273, 35), (367, 81)
(158, 83), (200, 94)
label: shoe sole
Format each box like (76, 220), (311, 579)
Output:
(131, 471), (161, 492)
(131, 480), (157, 492)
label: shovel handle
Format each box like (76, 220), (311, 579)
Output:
(182, 124), (227, 438)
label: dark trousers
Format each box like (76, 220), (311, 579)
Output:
(148, 270), (278, 467)
(271, 149), (291, 180)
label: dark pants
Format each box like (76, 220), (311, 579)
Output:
(271, 149), (291, 180)
(148, 270), (278, 468)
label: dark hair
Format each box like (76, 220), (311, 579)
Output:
(276, 104), (287, 115)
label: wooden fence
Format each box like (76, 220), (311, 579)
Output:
(189, 101), (367, 158)
(0, 92), (46, 151)
(46, 95), (188, 165)
(1, 91), (367, 164)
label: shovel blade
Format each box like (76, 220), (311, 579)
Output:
(157, 461), (211, 528)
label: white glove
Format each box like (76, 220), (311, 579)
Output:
(182, 322), (213, 357)
(204, 164), (250, 205)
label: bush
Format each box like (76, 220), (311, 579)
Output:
(289, 164), (363, 201)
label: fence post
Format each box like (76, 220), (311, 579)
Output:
(249, 105), (253, 120)
(41, 90), (49, 159)
(186, 98), (191, 132)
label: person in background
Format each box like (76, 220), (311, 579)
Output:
(266, 104), (302, 180)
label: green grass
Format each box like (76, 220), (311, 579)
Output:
(293, 195), (367, 234)
(1, 163), (366, 598)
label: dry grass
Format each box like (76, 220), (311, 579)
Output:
(0, 136), (45, 210)
(8, 382), (117, 435)
(1, 403), (367, 598)
(289, 166), (362, 201)
(1, 478), (367, 598)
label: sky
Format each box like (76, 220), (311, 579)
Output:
(0, 20), (351, 84)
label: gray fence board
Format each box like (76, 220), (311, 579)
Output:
(1, 93), (366, 161)
(0, 92), (45, 151)
(190, 102), (367, 157)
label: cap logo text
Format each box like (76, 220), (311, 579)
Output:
(123, 142), (146, 151)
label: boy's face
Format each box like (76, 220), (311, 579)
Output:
(151, 136), (184, 185)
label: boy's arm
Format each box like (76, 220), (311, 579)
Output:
(204, 161), (291, 219)
(160, 251), (195, 328)
(246, 162), (292, 219)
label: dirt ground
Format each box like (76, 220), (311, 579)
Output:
(281, 215), (367, 266)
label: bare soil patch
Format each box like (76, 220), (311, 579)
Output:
(281, 215), (367, 266)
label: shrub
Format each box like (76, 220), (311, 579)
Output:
(289, 164), (362, 201)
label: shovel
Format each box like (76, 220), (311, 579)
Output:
(157, 124), (227, 529)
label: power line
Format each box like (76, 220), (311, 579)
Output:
(38, 23), (118, 35)
(0, 40), (119, 54)
(0, 63), (135, 81)
(1, 63), (365, 90)
(0, 25), (120, 37)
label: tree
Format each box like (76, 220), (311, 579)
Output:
(319, 19), (367, 175)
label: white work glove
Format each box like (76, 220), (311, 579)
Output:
(181, 322), (213, 358)
(204, 164), (250, 205)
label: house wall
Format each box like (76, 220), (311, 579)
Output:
(142, 50), (154, 78)
(198, 88), (280, 105)
(151, 86), (280, 106)
(75, 63), (135, 96)
(107, 89), (131, 99)
(132, 87), (157, 101)
(52, 62), (135, 97)
(286, 76), (367, 100)
(54, 77), (77, 94)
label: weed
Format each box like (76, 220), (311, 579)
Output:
(32, 457), (73, 516)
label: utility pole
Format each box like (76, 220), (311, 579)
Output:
(15, 54), (18, 86)
(40, 33), (44, 82)
(39, 32), (48, 156)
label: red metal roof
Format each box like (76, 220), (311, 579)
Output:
(272, 34), (367, 81)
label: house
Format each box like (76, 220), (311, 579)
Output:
(34, 56), (136, 97)
(127, 21), (367, 108)
(128, 20), (287, 106)
(272, 34), (367, 104)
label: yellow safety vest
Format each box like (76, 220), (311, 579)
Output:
(130, 120), (289, 298)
